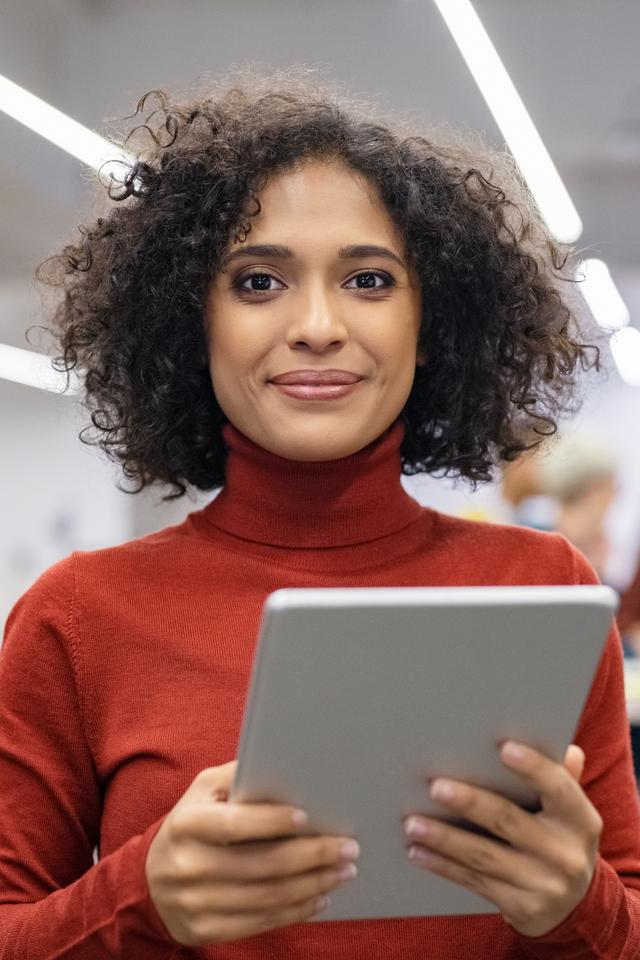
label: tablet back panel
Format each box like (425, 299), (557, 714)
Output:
(230, 585), (617, 921)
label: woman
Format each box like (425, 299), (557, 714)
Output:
(2, 66), (638, 958)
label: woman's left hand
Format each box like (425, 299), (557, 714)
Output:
(402, 741), (603, 937)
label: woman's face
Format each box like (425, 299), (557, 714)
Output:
(205, 159), (424, 461)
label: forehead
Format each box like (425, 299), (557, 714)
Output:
(230, 159), (403, 247)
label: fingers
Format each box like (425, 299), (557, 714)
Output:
(563, 744), (585, 783)
(403, 741), (602, 881)
(217, 834), (360, 881)
(187, 860), (357, 914)
(406, 845), (540, 916)
(194, 894), (331, 944)
(404, 817), (548, 892)
(413, 777), (551, 860)
(499, 742), (600, 836)
(174, 795), (309, 848)
(173, 832), (360, 883)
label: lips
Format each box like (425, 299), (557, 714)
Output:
(269, 370), (363, 385)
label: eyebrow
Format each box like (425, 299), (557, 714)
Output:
(221, 243), (406, 269)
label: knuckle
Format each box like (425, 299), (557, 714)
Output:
(172, 848), (195, 880)
(176, 889), (201, 920)
(588, 809), (604, 841)
(505, 903), (531, 929)
(530, 894), (550, 922)
(188, 913), (216, 944)
(547, 778), (570, 806)
(467, 845), (496, 872)
(165, 810), (185, 843)
(301, 897), (322, 920)
(168, 810), (190, 843)
(257, 902), (290, 934)
(256, 881), (286, 910)
(460, 866), (485, 891)
(541, 874), (568, 902)
(254, 914), (274, 936)
(562, 851), (590, 883)
(491, 800), (519, 839)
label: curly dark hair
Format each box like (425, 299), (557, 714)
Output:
(32, 64), (599, 501)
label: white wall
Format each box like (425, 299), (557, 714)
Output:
(1, 378), (128, 632)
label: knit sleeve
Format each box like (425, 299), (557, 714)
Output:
(517, 537), (640, 959)
(0, 556), (179, 959)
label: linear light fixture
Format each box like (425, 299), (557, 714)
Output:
(609, 327), (640, 387)
(432, 0), (583, 243)
(0, 344), (80, 395)
(577, 259), (631, 332)
(0, 73), (135, 393)
(433, 0), (637, 384)
(0, 73), (134, 176)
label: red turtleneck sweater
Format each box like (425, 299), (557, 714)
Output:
(2, 419), (640, 959)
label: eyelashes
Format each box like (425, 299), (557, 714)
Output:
(232, 269), (397, 297)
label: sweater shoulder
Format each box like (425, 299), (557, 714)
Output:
(426, 509), (598, 585)
(61, 500), (214, 569)
(429, 507), (564, 551)
(7, 503), (219, 614)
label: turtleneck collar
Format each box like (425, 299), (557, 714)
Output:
(199, 417), (423, 549)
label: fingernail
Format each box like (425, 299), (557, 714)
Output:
(502, 741), (526, 763)
(337, 862), (358, 881)
(430, 779), (455, 801)
(404, 817), (429, 838)
(409, 845), (436, 865)
(314, 895), (331, 912)
(340, 840), (360, 860)
(292, 809), (309, 825)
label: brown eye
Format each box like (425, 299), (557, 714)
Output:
(345, 271), (395, 290)
(234, 272), (285, 294)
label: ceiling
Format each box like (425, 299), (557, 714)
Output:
(1, 0), (639, 349)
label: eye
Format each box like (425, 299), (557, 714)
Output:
(234, 271), (286, 295)
(344, 270), (395, 291)
(232, 268), (396, 297)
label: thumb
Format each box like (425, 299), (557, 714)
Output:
(195, 759), (238, 802)
(563, 744), (585, 783)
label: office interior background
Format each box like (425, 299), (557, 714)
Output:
(2, 0), (640, 644)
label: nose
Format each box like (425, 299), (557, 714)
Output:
(285, 280), (348, 353)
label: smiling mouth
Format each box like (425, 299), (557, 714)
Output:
(270, 381), (361, 401)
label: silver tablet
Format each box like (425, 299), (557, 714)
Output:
(229, 585), (618, 921)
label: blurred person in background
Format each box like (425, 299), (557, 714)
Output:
(537, 434), (618, 580)
(500, 433), (618, 580)
(500, 448), (558, 532)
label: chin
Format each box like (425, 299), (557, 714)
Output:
(272, 431), (377, 463)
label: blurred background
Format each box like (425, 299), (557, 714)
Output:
(2, 0), (640, 696)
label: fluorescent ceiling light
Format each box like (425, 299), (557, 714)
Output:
(609, 327), (640, 387)
(0, 344), (80, 395)
(577, 258), (631, 331)
(432, 0), (583, 243)
(0, 74), (137, 393)
(0, 73), (134, 178)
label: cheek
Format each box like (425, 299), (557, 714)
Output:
(209, 314), (259, 369)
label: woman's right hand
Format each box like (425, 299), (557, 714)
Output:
(145, 760), (360, 946)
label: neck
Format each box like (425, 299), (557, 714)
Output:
(200, 418), (423, 548)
